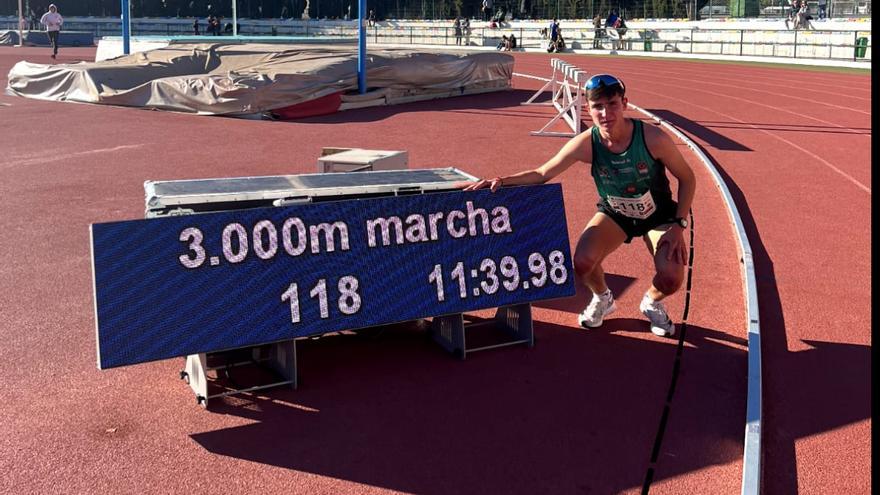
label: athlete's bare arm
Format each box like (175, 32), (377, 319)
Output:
(644, 124), (696, 264)
(462, 131), (594, 191)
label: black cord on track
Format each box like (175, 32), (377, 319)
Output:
(642, 209), (695, 494)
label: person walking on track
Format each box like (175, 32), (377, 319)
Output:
(40, 4), (63, 59)
(462, 74), (696, 337)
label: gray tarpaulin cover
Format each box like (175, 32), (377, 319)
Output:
(0, 30), (20, 45)
(5, 42), (514, 116)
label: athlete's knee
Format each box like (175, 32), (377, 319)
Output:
(653, 269), (683, 295)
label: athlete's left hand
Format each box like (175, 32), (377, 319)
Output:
(658, 226), (688, 265)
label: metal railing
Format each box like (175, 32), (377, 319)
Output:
(2, 20), (870, 62)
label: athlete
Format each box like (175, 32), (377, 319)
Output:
(40, 4), (63, 60)
(463, 74), (696, 336)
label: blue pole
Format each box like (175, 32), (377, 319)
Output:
(121, 0), (130, 54)
(358, 0), (367, 94)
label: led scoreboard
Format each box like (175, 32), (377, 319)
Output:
(91, 175), (575, 369)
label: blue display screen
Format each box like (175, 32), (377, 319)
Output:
(92, 185), (575, 369)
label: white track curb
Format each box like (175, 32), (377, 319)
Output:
(513, 70), (763, 495)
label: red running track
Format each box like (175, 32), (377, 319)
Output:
(0, 46), (870, 494)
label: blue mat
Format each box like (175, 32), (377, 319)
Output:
(24, 30), (94, 46)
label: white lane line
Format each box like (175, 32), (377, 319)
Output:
(632, 87), (872, 194)
(621, 66), (872, 103)
(513, 72), (870, 194)
(0, 144), (146, 169)
(617, 67), (872, 121)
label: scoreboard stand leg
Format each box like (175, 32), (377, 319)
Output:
(180, 340), (298, 408)
(430, 303), (533, 359)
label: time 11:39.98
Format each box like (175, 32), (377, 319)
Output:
(428, 251), (568, 302)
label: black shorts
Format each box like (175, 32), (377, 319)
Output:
(597, 200), (678, 243)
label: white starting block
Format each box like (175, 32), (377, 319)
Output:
(317, 147), (409, 173)
(523, 58), (590, 138)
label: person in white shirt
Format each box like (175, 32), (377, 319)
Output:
(40, 4), (63, 59)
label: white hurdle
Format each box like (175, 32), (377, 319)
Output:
(521, 57), (562, 107)
(523, 59), (589, 137)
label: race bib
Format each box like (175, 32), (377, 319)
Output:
(606, 191), (656, 219)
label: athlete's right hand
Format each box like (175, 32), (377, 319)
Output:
(461, 177), (503, 192)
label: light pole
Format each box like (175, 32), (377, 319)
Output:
(16, 0), (23, 47)
(121, 0), (130, 54)
(358, 0), (366, 94)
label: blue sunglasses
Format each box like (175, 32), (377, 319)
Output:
(585, 74), (625, 92)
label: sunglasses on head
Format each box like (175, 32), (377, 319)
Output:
(585, 74), (625, 92)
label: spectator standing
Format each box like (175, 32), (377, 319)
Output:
(462, 17), (471, 45)
(616, 17), (628, 50)
(592, 13), (603, 49)
(482, 0), (494, 22)
(29, 9), (38, 30)
(40, 4), (63, 59)
(785, 0), (799, 29)
(605, 9), (619, 33)
(453, 16), (462, 45)
(368, 9), (376, 27)
(795, 2), (814, 29)
(817, 0), (827, 19)
(192, 17), (200, 35)
(549, 18), (559, 43)
(605, 10), (621, 50)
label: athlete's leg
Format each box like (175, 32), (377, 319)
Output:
(575, 212), (627, 328)
(49, 31), (58, 57)
(642, 224), (686, 301)
(573, 212), (627, 294)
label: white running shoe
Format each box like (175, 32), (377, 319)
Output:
(640, 294), (675, 337)
(578, 291), (617, 328)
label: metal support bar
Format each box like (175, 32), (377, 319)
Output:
(521, 58), (558, 106)
(181, 339), (298, 408)
(430, 303), (533, 359)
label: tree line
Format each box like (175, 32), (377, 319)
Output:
(3, 0), (715, 20)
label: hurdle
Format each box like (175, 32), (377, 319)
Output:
(521, 57), (563, 108)
(523, 58), (589, 137)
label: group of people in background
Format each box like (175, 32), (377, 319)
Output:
(496, 33), (517, 51)
(452, 15), (471, 45)
(192, 15), (241, 35)
(590, 11), (628, 51)
(199, 15), (222, 35)
(785, 0), (819, 30)
(545, 18), (565, 52)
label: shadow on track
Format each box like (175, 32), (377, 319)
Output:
(190, 318), (749, 494)
(646, 109), (752, 152)
(675, 140), (872, 494)
(535, 273), (638, 314)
